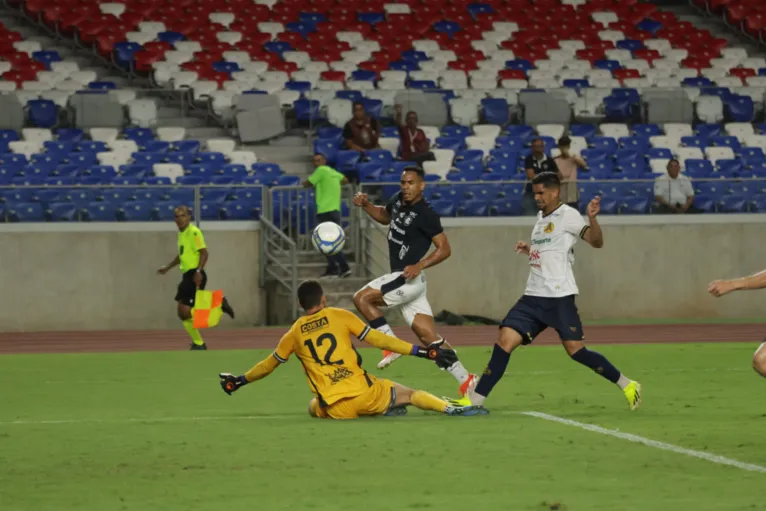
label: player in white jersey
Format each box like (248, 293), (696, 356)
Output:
(453, 172), (642, 410)
(708, 271), (766, 377)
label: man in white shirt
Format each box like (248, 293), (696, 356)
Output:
(654, 159), (695, 213)
(454, 172), (642, 411)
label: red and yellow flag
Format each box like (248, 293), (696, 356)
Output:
(192, 289), (224, 329)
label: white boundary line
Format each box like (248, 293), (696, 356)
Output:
(522, 411), (766, 474)
(4, 409), (766, 474)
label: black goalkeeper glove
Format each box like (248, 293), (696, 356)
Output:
(411, 340), (458, 369)
(219, 373), (248, 396)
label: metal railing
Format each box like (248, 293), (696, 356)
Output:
(259, 216), (299, 320)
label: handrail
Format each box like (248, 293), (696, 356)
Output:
(259, 216), (298, 320)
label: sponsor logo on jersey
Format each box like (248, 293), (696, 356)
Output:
(531, 238), (552, 245)
(543, 222), (554, 233)
(301, 316), (329, 334)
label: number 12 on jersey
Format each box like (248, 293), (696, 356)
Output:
(304, 333), (344, 366)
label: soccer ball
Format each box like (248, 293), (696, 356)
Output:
(312, 221), (346, 256)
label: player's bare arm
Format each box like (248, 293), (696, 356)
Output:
(353, 192), (390, 225)
(402, 233), (451, 279)
(708, 270), (766, 297)
(581, 197), (604, 248)
(157, 255), (180, 275)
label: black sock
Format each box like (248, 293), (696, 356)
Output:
(475, 344), (511, 398)
(570, 347), (620, 383)
(369, 317), (388, 329)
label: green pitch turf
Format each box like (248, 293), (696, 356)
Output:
(1, 343), (765, 511)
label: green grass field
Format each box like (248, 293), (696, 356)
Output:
(1, 343), (765, 511)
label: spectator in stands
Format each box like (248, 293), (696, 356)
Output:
(654, 159), (696, 214)
(343, 101), (380, 153)
(522, 137), (558, 215)
(303, 154), (352, 278)
(554, 136), (586, 210)
(394, 104), (435, 166)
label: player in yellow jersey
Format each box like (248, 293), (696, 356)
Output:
(157, 206), (235, 350)
(218, 280), (489, 419)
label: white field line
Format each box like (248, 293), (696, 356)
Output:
(4, 409), (766, 474)
(522, 411), (766, 474)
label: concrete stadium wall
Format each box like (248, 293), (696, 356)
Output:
(365, 214), (766, 321)
(0, 222), (264, 332)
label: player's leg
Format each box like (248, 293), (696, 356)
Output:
(553, 296), (641, 410)
(353, 274), (404, 368)
(175, 273), (206, 350)
(461, 296), (546, 406)
(391, 382), (487, 416)
(407, 305), (478, 395)
(752, 342), (766, 377)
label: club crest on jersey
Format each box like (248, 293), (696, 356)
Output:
(543, 222), (554, 234)
(403, 212), (417, 226)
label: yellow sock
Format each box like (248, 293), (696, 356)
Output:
(410, 390), (448, 414)
(183, 319), (204, 346)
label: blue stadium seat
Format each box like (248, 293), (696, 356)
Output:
(365, 149), (394, 167)
(681, 136), (708, 149)
(504, 125), (535, 142)
(199, 202), (222, 220)
(77, 141), (108, 153)
(710, 136), (741, 150)
(335, 150), (361, 171)
(83, 202), (118, 221)
(445, 171), (478, 182)
(317, 127), (344, 143)
(196, 152), (227, 165)
(314, 138), (341, 161)
(157, 31), (185, 44)
(457, 200), (488, 217)
(481, 98), (509, 125)
(684, 159), (715, 178)
(695, 124), (722, 138)
(717, 196), (747, 213)
(69, 190), (97, 207)
(648, 148), (673, 159)
(632, 124), (662, 137)
(726, 182), (759, 199)
(294, 99), (322, 122)
(201, 188), (230, 203)
(144, 141), (171, 153)
(489, 198), (522, 216)
(123, 128), (155, 144)
(594, 59), (621, 71)
(8, 202), (44, 222)
(176, 176), (207, 186)
(48, 202), (78, 221)
(173, 140), (201, 153)
(716, 159), (743, 176)
(618, 136), (649, 151)
(590, 136), (619, 152)
(186, 164), (217, 178)
(357, 162), (383, 182)
(165, 153), (196, 166)
(363, 99), (382, 119)
(409, 80), (436, 90)
(44, 140), (74, 155)
(603, 97), (635, 122)
(456, 149), (484, 164)
(27, 99), (59, 128)
(582, 149), (608, 166)
(724, 95), (754, 122)
(168, 189), (195, 204)
(132, 152), (164, 166)
(435, 136), (465, 151)
(119, 201), (152, 221)
(220, 200), (261, 220)
(453, 160), (484, 178)
(119, 164), (150, 178)
(695, 182), (726, 197)
(569, 124), (597, 139)
(619, 196), (649, 214)
(505, 59), (533, 72)
(151, 201), (178, 221)
(464, 184), (495, 200)
(739, 147), (764, 161)
(441, 125), (471, 138)
(276, 175), (301, 186)
(742, 161), (766, 178)
(134, 189), (168, 202)
(750, 195), (766, 212)
(336, 90), (363, 102)
(602, 181), (636, 197)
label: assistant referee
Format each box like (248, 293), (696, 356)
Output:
(157, 205), (235, 350)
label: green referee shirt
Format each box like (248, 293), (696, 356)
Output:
(308, 164), (345, 214)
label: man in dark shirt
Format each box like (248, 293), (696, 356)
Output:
(342, 101), (380, 152)
(395, 104), (435, 166)
(522, 137), (558, 216)
(352, 166), (478, 397)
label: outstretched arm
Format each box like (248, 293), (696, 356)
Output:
(219, 333), (293, 395)
(353, 192), (390, 225)
(709, 270), (766, 297)
(358, 325), (457, 368)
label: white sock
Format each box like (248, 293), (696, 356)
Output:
(616, 374), (631, 390)
(375, 323), (395, 338)
(470, 392), (486, 406)
(446, 361), (470, 384)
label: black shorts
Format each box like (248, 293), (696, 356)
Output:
(175, 269), (207, 307)
(500, 294), (584, 344)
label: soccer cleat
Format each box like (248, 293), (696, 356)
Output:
(384, 406), (408, 417)
(377, 350), (402, 369)
(445, 404), (489, 416)
(444, 395), (473, 407)
(459, 373), (479, 397)
(189, 343), (208, 351)
(222, 297), (235, 319)
(623, 380), (642, 411)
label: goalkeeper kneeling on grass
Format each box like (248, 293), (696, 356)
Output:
(219, 280), (489, 420)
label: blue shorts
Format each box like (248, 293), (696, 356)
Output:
(500, 295), (584, 344)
